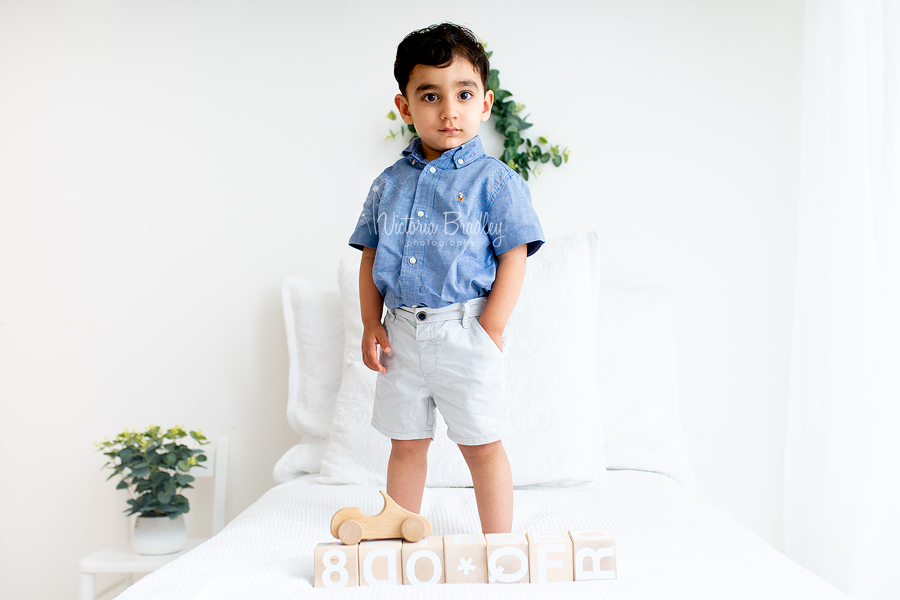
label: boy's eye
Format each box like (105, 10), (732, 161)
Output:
(423, 93), (439, 102)
(459, 91), (474, 100)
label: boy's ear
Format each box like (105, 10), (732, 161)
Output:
(480, 89), (495, 123)
(394, 94), (414, 125)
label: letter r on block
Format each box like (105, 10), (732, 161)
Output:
(569, 530), (617, 581)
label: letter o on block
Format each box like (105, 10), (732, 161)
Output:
(569, 530), (617, 581)
(402, 537), (445, 585)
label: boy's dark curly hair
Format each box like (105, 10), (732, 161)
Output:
(394, 23), (491, 96)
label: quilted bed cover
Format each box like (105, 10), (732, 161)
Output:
(115, 470), (848, 600)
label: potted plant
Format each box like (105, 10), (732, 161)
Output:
(96, 425), (209, 555)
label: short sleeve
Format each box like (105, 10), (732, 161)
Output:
(348, 173), (385, 251)
(485, 170), (545, 257)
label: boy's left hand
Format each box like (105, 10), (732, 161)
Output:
(478, 244), (527, 354)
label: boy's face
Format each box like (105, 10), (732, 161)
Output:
(394, 58), (494, 162)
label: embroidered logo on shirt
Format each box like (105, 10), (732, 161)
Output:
(458, 192), (465, 202)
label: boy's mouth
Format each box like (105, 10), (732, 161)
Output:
(440, 128), (460, 134)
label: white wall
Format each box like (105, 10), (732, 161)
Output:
(0, 1), (804, 597)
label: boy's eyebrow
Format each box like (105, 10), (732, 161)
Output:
(414, 80), (480, 93)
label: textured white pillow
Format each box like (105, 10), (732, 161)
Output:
(272, 278), (343, 483)
(596, 286), (695, 488)
(316, 230), (608, 488)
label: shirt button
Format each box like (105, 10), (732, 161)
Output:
(411, 160), (416, 166)
(457, 158), (464, 165)
(417, 210), (424, 217)
(409, 257), (417, 264)
(429, 167), (436, 173)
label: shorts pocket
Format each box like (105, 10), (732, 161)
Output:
(473, 316), (505, 356)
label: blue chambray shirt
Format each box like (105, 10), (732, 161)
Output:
(349, 136), (545, 309)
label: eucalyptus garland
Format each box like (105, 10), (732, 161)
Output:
(386, 44), (570, 181)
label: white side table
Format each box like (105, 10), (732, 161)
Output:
(79, 538), (205, 600)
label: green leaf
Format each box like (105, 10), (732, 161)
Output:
(553, 155), (563, 167)
(488, 69), (500, 92)
(116, 480), (129, 490)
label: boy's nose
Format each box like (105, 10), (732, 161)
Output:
(441, 100), (459, 120)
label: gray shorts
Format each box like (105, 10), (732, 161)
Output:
(372, 296), (512, 446)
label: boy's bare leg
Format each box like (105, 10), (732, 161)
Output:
(386, 438), (431, 514)
(458, 440), (513, 533)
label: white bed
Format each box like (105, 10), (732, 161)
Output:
(115, 471), (847, 599)
(115, 231), (849, 599)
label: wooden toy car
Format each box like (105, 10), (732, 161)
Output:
(330, 490), (432, 545)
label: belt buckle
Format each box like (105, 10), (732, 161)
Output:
(416, 311), (427, 322)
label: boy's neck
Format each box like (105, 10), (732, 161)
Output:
(415, 135), (478, 163)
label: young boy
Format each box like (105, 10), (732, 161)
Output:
(348, 23), (544, 534)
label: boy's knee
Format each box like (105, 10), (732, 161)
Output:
(391, 438), (431, 458)
(458, 440), (504, 463)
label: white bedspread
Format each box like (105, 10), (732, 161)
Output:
(116, 471), (848, 599)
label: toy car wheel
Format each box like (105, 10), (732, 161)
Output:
(337, 519), (363, 545)
(400, 516), (427, 542)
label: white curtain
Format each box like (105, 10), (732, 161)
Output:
(785, 1), (900, 599)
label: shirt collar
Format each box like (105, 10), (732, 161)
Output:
(402, 135), (485, 169)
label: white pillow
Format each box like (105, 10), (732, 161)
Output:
(315, 230), (608, 488)
(596, 286), (695, 488)
(273, 232), (694, 487)
(272, 278), (343, 483)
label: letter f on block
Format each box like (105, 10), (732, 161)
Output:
(536, 544), (565, 583)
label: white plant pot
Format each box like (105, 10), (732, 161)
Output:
(132, 514), (187, 555)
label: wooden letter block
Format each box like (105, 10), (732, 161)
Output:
(442, 534), (488, 584)
(314, 542), (359, 589)
(569, 530), (617, 581)
(485, 533), (530, 583)
(402, 535), (445, 585)
(527, 531), (574, 583)
(358, 539), (403, 586)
